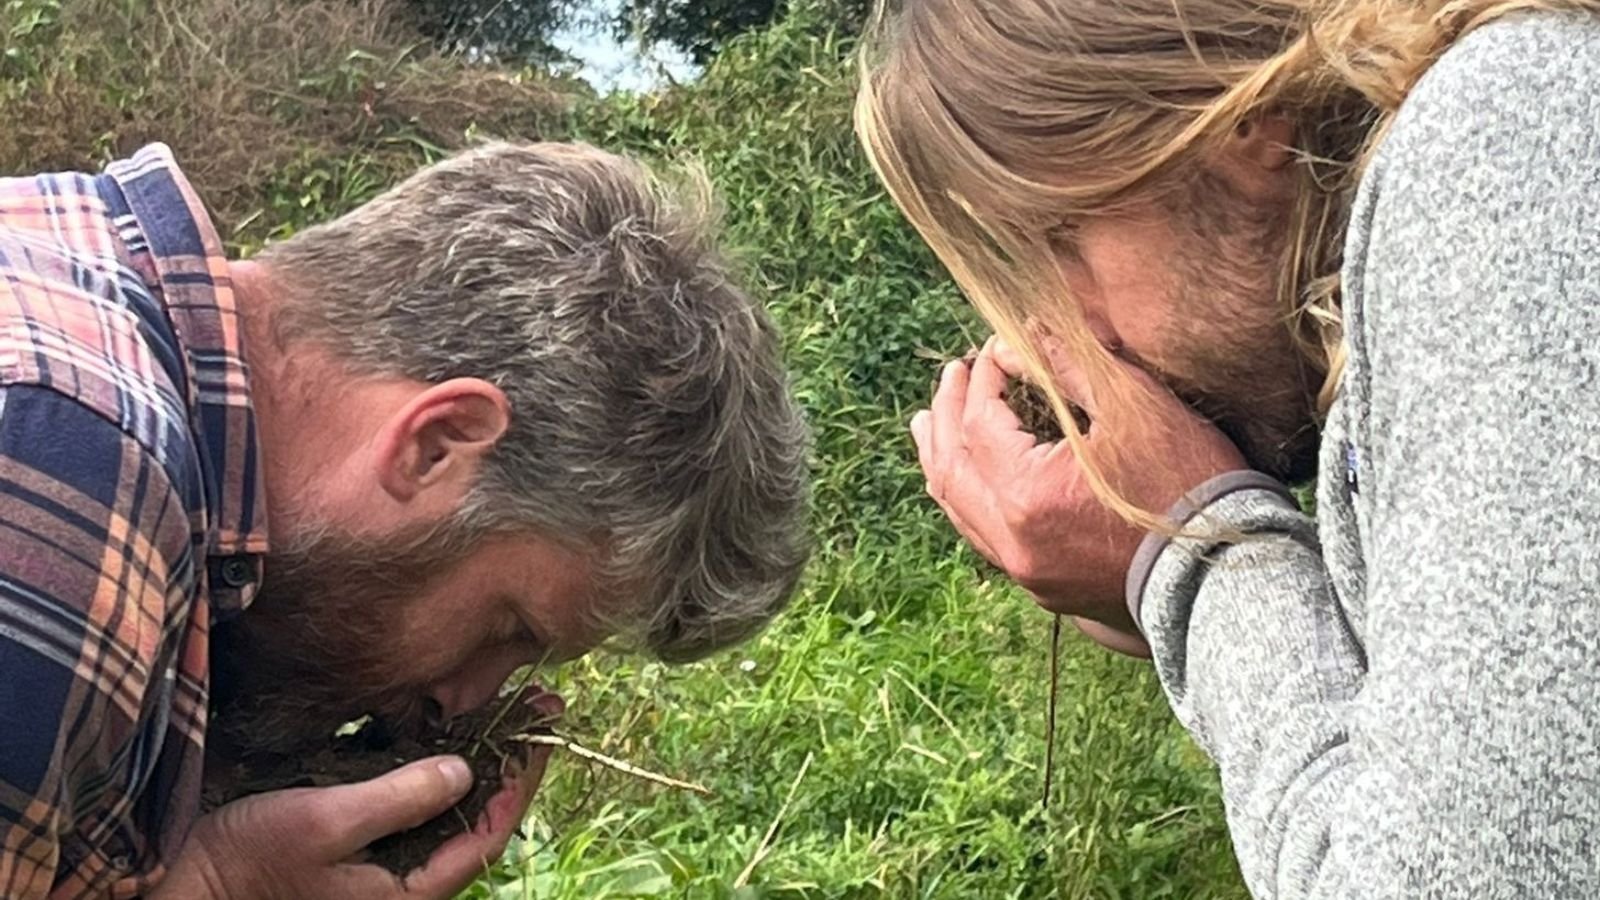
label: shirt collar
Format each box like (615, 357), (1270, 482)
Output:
(104, 143), (270, 613)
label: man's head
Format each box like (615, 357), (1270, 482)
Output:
(211, 142), (809, 758)
(856, 0), (1540, 510)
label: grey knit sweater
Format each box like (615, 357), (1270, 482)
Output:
(1129, 12), (1600, 899)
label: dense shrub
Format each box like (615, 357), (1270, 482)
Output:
(617, 0), (872, 65)
(0, 0), (574, 248)
(401, 0), (579, 65)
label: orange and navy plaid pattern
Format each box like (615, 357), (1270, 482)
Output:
(0, 144), (268, 899)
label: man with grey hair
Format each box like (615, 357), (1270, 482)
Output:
(0, 140), (808, 899)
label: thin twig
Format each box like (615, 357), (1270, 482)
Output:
(734, 752), (814, 888)
(510, 734), (712, 796)
(1043, 614), (1063, 810)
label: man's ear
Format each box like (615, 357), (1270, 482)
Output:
(1213, 115), (1296, 202)
(374, 378), (510, 502)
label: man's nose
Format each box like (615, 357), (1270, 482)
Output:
(428, 651), (532, 720)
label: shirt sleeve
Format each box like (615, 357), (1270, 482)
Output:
(1134, 14), (1600, 899)
(0, 385), (194, 899)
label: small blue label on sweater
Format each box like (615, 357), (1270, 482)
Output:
(1345, 443), (1360, 495)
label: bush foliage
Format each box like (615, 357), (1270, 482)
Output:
(0, 0), (574, 248)
(617, 0), (872, 65)
(0, 1), (1247, 895)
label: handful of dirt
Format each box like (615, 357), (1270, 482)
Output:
(203, 705), (553, 878)
(1004, 380), (1067, 443)
(940, 351), (1074, 442)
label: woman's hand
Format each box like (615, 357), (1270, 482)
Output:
(911, 335), (1245, 653)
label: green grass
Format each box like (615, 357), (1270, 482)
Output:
(464, 556), (1245, 898)
(1, 1), (1250, 893)
(460, 10), (1247, 898)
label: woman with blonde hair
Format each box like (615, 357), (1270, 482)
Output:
(859, 0), (1600, 894)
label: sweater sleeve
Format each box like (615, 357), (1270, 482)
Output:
(1135, 13), (1600, 899)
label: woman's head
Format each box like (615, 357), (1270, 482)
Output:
(857, 0), (1581, 518)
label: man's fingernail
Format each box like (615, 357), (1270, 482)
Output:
(439, 757), (472, 794)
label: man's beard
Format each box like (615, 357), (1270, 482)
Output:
(208, 519), (478, 765)
(1129, 335), (1323, 484)
(1147, 174), (1326, 485)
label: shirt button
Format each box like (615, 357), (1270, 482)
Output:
(218, 556), (255, 588)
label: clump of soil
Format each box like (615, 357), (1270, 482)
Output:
(203, 705), (553, 879)
(944, 352), (1076, 442)
(1004, 380), (1067, 443)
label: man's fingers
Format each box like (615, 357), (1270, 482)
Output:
(962, 344), (1035, 453)
(965, 342), (1010, 411)
(370, 745), (555, 897)
(397, 783), (521, 897)
(317, 756), (476, 858)
(1070, 616), (1153, 659)
(393, 825), (511, 898)
(931, 359), (971, 462)
(992, 336), (1027, 379)
(911, 410), (935, 477)
(486, 745), (554, 835)
(398, 747), (553, 899)
(1038, 337), (1099, 418)
(313, 866), (416, 900)
(945, 504), (1002, 566)
(991, 331), (1102, 422)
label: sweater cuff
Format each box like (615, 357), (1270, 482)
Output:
(1124, 471), (1299, 635)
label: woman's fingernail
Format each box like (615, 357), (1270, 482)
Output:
(439, 757), (472, 794)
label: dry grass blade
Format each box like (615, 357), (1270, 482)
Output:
(510, 733), (713, 796)
(888, 669), (973, 757)
(734, 751), (814, 887)
(0, 0), (571, 247)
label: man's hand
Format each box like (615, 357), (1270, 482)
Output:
(154, 748), (552, 900)
(912, 335), (1245, 655)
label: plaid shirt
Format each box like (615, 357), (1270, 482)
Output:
(0, 144), (268, 898)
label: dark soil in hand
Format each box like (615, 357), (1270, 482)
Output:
(1004, 381), (1067, 443)
(946, 352), (1075, 442)
(203, 705), (553, 879)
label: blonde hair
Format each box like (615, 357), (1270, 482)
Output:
(857, 0), (1593, 526)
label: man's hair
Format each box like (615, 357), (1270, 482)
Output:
(855, 0), (1596, 527)
(256, 141), (810, 663)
